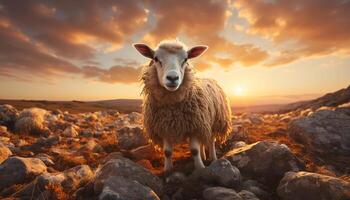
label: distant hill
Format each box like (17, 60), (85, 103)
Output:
(279, 85), (350, 113)
(0, 99), (141, 114)
(1, 85), (349, 114)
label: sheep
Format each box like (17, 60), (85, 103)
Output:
(134, 40), (232, 171)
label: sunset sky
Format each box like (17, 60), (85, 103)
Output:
(0, 0), (349, 106)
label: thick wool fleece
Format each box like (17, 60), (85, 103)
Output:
(141, 63), (232, 147)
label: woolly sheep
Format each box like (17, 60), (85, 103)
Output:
(134, 40), (232, 171)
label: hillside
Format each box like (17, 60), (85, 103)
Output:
(279, 85), (350, 113)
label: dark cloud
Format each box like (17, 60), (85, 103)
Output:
(0, 17), (82, 78)
(235, 0), (350, 66)
(0, 0), (148, 60)
(0, 0), (146, 83)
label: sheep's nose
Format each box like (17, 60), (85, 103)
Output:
(166, 75), (179, 83)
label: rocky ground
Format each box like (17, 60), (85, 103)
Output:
(0, 102), (349, 200)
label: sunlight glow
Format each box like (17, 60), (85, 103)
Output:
(233, 86), (245, 96)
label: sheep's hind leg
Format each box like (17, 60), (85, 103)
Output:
(163, 139), (173, 172)
(209, 138), (217, 161)
(190, 137), (205, 169)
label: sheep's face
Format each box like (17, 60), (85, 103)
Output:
(153, 48), (187, 91)
(134, 41), (207, 92)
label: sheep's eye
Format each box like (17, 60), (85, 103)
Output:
(154, 56), (162, 67)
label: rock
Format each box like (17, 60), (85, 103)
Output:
(288, 109), (350, 154)
(277, 171), (350, 200)
(246, 114), (264, 124)
(63, 124), (79, 137)
(114, 117), (130, 127)
(86, 113), (98, 122)
(0, 156), (47, 190)
(128, 112), (142, 124)
(241, 180), (270, 200)
(180, 162), (240, 199)
(207, 159), (241, 188)
(98, 176), (160, 200)
(93, 157), (163, 196)
(63, 113), (78, 123)
(14, 108), (48, 135)
(238, 190), (260, 200)
(224, 141), (305, 186)
(0, 142), (12, 164)
(117, 125), (148, 150)
(203, 187), (241, 200)
(81, 140), (104, 153)
(129, 144), (161, 161)
(0, 104), (18, 129)
(14, 139), (28, 147)
(35, 153), (55, 166)
(14, 165), (93, 199)
(0, 125), (7, 132)
(233, 141), (247, 148)
(30, 135), (61, 151)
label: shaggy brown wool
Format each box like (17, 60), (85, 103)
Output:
(141, 62), (232, 147)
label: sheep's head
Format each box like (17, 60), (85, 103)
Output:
(134, 40), (207, 92)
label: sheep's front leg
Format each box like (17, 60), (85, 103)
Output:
(208, 138), (217, 161)
(163, 139), (173, 172)
(190, 137), (205, 169)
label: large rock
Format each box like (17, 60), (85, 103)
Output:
(14, 108), (48, 135)
(14, 165), (93, 199)
(179, 161), (241, 199)
(277, 171), (350, 200)
(0, 142), (12, 164)
(98, 176), (160, 200)
(288, 109), (350, 154)
(93, 156), (163, 197)
(117, 125), (148, 150)
(0, 156), (47, 190)
(207, 159), (241, 188)
(203, 187), (259, 200)
(224, 141), (305, 186)
(0, 104), (18, 129)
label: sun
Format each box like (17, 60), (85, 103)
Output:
(233, 86), (245, 96)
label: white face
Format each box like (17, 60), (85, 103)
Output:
(134, 42), (208, 92)
(153, 48), (188, 91)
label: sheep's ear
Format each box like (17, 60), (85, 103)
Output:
(133, 43), (154, 59)
(187, 45), (208, 59)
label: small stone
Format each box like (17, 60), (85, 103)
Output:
(63, 125), (79, 137)
(0, 142), (12, 164)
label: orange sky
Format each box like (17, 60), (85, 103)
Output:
(0, 0), (349, 105)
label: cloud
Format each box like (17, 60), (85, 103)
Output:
(234, 0), (350, 66)
(0, 0), (147, 83)
(0, 17), (82, 78)
(0, 0), (149, 60)
(141, 0), (268, 70)
(82, 65), (142, 84)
